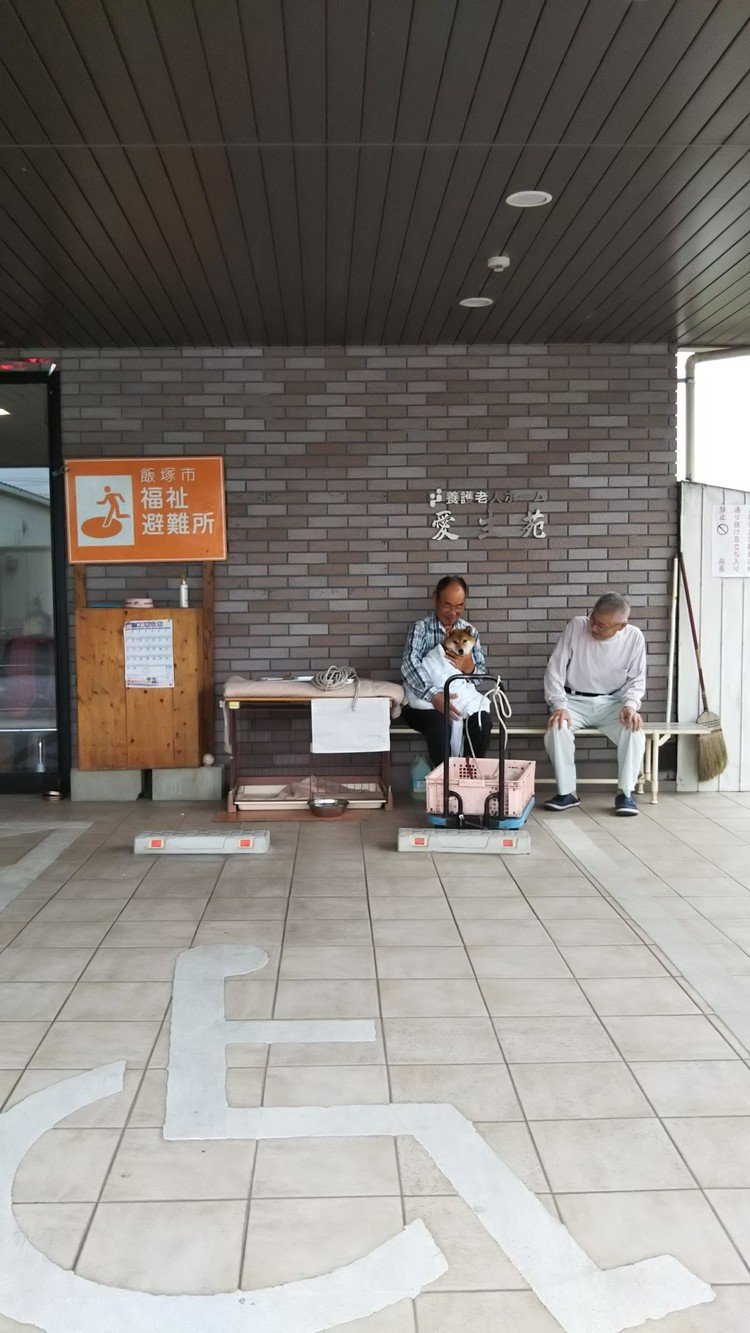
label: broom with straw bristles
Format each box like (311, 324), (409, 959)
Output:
(678, 554), (728, 782)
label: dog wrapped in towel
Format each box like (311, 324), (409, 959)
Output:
(404, 626), (490, 757)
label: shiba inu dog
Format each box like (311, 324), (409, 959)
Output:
(443, 626), (477, 660)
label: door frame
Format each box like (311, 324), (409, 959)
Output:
(0, 368), (70, 794)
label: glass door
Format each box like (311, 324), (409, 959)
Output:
(0, 373), (68, 792)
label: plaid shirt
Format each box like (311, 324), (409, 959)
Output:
(401, 613), (487, 704)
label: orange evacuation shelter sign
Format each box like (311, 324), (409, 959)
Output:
(65, 457), (227, 563)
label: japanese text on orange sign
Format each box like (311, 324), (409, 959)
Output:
(65, 457), (226, 563)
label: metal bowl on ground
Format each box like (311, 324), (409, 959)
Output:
(307, 797), (349, 818)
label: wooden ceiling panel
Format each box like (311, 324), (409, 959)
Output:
(358, 0), (413, 143)
(102, 1), (190, 144)
(554, 149), (749, 342)
(258, 145), (306, 341)
(634, 7), (750, 146)
(325, 145), (359, 344)
(344, 146), (394, 344)
(325, 0), (369, 144)
(363, 145), (432, 345)
(122, 148), (229, 344)
(558, 4), (671, 147)
(0, 0), (749, 347)
(516, 147), (723, 341)
(597, 200), (750, 343)
(0, 150), (149, 342)
(492, 0), (589, 147)
(284, 0), (327, 144)
(426, 0), (501, 145)
(574, 156), (750, 342)
(460, 0), (545, 145)
(391, 0), (456, 144)
(376, 147), (462, 342)
(295, 146), (328, 344)
(679, 275), (750, 344)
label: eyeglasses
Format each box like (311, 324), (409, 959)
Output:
(589, 614), (626, 636)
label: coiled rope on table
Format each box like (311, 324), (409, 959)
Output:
(313, 665), (360, 708)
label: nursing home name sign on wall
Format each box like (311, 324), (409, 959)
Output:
(65, 457), (227, 563)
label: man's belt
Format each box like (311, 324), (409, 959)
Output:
(565, 688), (618, 698)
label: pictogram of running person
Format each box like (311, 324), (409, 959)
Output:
(97, 485), (130, 528)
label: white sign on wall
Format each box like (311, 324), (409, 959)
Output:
(712, 503), (750, 577)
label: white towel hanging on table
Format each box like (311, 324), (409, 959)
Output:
(310, 697), (391, 753)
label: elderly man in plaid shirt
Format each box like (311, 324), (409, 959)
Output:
(401, 575), (492, 770)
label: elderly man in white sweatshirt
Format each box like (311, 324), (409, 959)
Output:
(542, 593), (646, 817)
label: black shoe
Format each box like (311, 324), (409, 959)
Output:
(615, 793), (638, 817)
(543, 793), (581, 812)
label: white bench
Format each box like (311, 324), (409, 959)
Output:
(390, 721), (714, 804)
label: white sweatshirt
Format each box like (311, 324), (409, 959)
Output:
(544, 616), (646, 711)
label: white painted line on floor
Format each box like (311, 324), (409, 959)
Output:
(166, 944), (714, 1333)
(0, 1065), (446, 1332)
(0, 821), (92, 910)
(549, 821), (750, 1053)
(165, 945), (376, 1139)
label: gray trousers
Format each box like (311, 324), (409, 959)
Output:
(544, 694), (646, 796)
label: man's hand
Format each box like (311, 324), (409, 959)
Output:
(433, 690), (461, 720)
(444, 647), (474, 675)
(620, 706), (643, 731)
(546, 708), (573, 730)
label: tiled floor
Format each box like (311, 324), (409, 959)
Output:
(1, 790), (750, 1330)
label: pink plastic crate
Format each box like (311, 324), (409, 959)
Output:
(425, 757), (536, 818)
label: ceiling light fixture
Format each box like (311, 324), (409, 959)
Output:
(459, 296), (494, 308)
(487, 255), (510, 272)
(506, 190), (552, 208)
(0, 408), (10, 416)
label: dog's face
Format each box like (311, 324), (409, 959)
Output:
(444, 627), (476, 658)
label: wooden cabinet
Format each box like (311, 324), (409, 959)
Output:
(76, 609), (203, 770)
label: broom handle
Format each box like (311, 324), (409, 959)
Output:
(678, 554), (710, 714)
(665, 556), (678, 726)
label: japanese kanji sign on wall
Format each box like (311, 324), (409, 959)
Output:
(428, 486), (547, 543)
(712, 503), (750, 578)
(65, 457), (227, 563)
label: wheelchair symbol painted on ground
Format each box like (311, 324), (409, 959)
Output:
(0, 946), (714, 1332)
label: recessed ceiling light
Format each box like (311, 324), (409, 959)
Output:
(506, 190), (552, 208)
(0, 408), (10, 416)
(459, 296), (494, 308)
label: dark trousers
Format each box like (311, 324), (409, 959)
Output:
(402, 704), (492, 770)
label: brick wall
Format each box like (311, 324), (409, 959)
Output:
(38, 343), (677, 783)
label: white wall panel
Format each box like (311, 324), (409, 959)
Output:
(678, 482), (750, 791)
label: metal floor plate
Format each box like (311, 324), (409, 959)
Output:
(134, 830), (271, 855)
(398, 827), (531, 855)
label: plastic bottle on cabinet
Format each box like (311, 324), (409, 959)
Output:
(179, 577), (189, 608)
